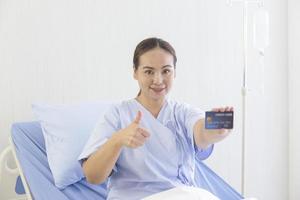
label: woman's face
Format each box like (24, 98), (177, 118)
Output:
(134, 47), (175, 101)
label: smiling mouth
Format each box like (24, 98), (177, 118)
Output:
(150, 87), (166, 93)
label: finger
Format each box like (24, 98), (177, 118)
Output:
(220, 129), (231, 135)
(136, 135), (147, 144)
(225, 106), (233, 112)
(216, 129), (227, 135)
(212, 107), (226, 112)
(133, 139), (144, 147)
(212, 108), (219, 112)
(133, 110), (142, 124)
(138, 128), (150, 138)
(128, 138), (143, 148)
(220, 107), (225, 112)
(135, 130), (146, 141)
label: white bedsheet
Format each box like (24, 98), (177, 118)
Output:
(142, 186), (258, 200)
(142, 186), (220, 200)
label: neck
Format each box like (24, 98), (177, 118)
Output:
(135, 94), (165, 118)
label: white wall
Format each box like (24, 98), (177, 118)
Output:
(0, 0), (288, 199)
(288, 1), (300, 199)
(243, 0), (289, 199)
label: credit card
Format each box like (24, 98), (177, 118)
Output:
(205, 111), (234, 129)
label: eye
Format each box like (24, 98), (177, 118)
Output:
(163, 69), (171, 74)
(144, 70), (154, 75)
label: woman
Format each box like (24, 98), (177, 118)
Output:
(79, 37), (233, 200)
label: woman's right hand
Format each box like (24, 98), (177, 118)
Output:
(115, 111), (150, 148)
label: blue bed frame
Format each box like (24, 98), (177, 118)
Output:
(11, 121), (243, 200)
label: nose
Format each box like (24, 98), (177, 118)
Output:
(153, 72), (163, 84)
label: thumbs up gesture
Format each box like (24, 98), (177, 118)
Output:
(117, 111), (150, 148)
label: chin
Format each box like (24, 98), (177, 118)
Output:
(150, 93), (167, 101)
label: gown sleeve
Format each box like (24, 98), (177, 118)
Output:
(78, 104), (121, 171)
(181, 103), (214, 160)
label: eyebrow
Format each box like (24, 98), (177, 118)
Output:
(142, 65), (173, 70)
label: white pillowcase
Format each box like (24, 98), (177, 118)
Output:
(32, 102), (112, 189)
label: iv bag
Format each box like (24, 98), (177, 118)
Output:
(253, 9), (269, 52)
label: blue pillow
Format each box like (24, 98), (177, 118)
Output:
(32, 102), (112, 189)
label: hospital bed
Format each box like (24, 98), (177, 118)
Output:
(3, 121), (244, 200)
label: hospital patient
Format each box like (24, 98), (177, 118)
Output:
(78, 37), (233, 200)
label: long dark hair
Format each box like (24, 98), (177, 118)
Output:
(133, 37), (177, 96)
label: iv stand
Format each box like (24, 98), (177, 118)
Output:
(228, 0), (263, 196)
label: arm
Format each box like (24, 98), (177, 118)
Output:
(82, 111), (150, 184)
(82, 133), (122, 184)
(193, 119), (211, 149)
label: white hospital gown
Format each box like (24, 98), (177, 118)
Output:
(78, 99), (213, 200)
